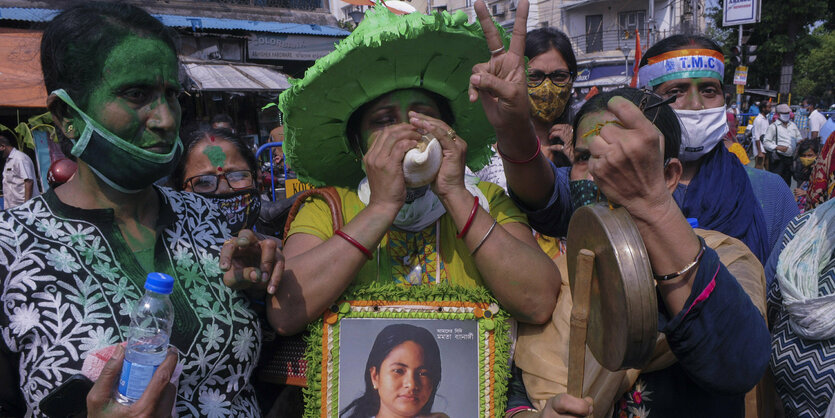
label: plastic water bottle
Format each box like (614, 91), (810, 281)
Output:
(115, 272), (175, 405)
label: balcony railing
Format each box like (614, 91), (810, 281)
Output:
(569, 29), (676, 57)
(184, 0), (324, 11)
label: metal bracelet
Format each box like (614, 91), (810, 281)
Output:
(471, 219), (498, 256)
(653, 236), (706, 282)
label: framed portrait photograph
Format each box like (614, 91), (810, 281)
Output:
(304, 285), (510, 418)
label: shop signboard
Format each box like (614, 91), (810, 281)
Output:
(248, 34), (339, 61)
(723, 0), (761, 26)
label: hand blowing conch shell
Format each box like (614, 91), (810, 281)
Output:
(403, 133), (442, 188)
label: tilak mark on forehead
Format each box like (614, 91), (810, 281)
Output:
(203, 145), (227, 171)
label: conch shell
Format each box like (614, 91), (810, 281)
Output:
(403, 133), (442, 188)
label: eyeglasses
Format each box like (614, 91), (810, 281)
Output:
(638, 90), (677, 125)
(527, 70), (574, 88)
(184, 170), (255, 193)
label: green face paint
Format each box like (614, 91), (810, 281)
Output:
(79, 35), (182, 152)
(203, 145), (227, 170)
(52, 35), (183, 193)
(358, 88), (442, 153)
(576, 110), (621, 150)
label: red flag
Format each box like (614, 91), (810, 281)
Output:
(629, 29), (641, 88)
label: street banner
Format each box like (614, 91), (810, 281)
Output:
(723, 0), (761, 26)
(733, 66), (748, 85)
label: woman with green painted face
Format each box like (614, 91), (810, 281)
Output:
(0, 2), (282, 416)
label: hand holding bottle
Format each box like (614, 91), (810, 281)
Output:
(86, 344), (178, 418)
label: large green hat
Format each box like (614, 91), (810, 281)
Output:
(278, 5), (507, 188)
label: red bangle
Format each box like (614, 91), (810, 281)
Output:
(496, 136), (541, 164)
(456, 196), (479, 239)
(334, 230), (373, 260)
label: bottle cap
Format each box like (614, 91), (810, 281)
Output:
(144, 272), (174, 295)
(687, 217), (699, 228)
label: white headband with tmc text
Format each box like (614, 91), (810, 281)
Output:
(638, 48), (724, 89)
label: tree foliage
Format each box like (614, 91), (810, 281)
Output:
(793, 28), (835, 102)
(707, 0), (832, 96)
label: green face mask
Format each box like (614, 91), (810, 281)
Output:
(53, 89), (183, 194)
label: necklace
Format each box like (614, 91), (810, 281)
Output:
(376, 220), (444, 285)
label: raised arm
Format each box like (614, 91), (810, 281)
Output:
(267, 125), (419, 335)
(588, 96), (769, 393)
(411, 113), (560, 324)
(468, 0), (556, 210)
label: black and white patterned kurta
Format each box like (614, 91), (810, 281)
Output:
(768, 211), (835, 418)
(0, 187), (261, 417)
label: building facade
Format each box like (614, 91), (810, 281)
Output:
(0, 0), (350, 142)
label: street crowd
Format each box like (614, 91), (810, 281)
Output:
(1, 1), (834, 417)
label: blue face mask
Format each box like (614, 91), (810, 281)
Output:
(53, 89), (183, 194)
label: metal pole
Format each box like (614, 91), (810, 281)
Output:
(647, 0), (655, 46)
(736, 24), (743, 113)
(691, 0), (698, 33)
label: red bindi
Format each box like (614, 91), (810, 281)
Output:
(209, 135), (216, 142)
(217, 166), (223, 172)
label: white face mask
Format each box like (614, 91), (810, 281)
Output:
(674, 105), (729, 161)
(779, 113), (791, 123)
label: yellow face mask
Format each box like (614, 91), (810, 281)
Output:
(799, 156), (816, 167)
(528, 81), (570, 124)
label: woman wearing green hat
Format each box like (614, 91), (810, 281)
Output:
(270, 5), (560, 335)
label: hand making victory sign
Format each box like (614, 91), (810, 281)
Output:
(469, 0), (530, 136)
(469, 0), (556, 208)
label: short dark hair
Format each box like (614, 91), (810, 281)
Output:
(211, 114), (234, 125)
(525, 27), (578, 76)
(572, 87), (681, 162)
(797, 138), (820, 156)
(0, 134), (13, 147)
(41, 2), (178, 109)
(171, 129), (259, 191)
(804, 97), (818, 108)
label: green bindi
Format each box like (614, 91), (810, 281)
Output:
(203, 145), (227, 170)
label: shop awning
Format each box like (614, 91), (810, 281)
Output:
(573, 64), (631, 88)
(0, 28), (47, 108)
(182, 59), (291, 92)
(0, 7), (349, 37)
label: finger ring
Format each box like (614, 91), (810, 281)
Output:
(446, 129), (456, 141)
(490, 47), (504, 56)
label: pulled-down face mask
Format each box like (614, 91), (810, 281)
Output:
(53, 89), (183, 194)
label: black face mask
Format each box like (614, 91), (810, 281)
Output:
(205, 189), (262, 235)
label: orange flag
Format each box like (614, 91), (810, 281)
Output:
(629, 29), (641, 88)
(584, 86), (599, 101)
